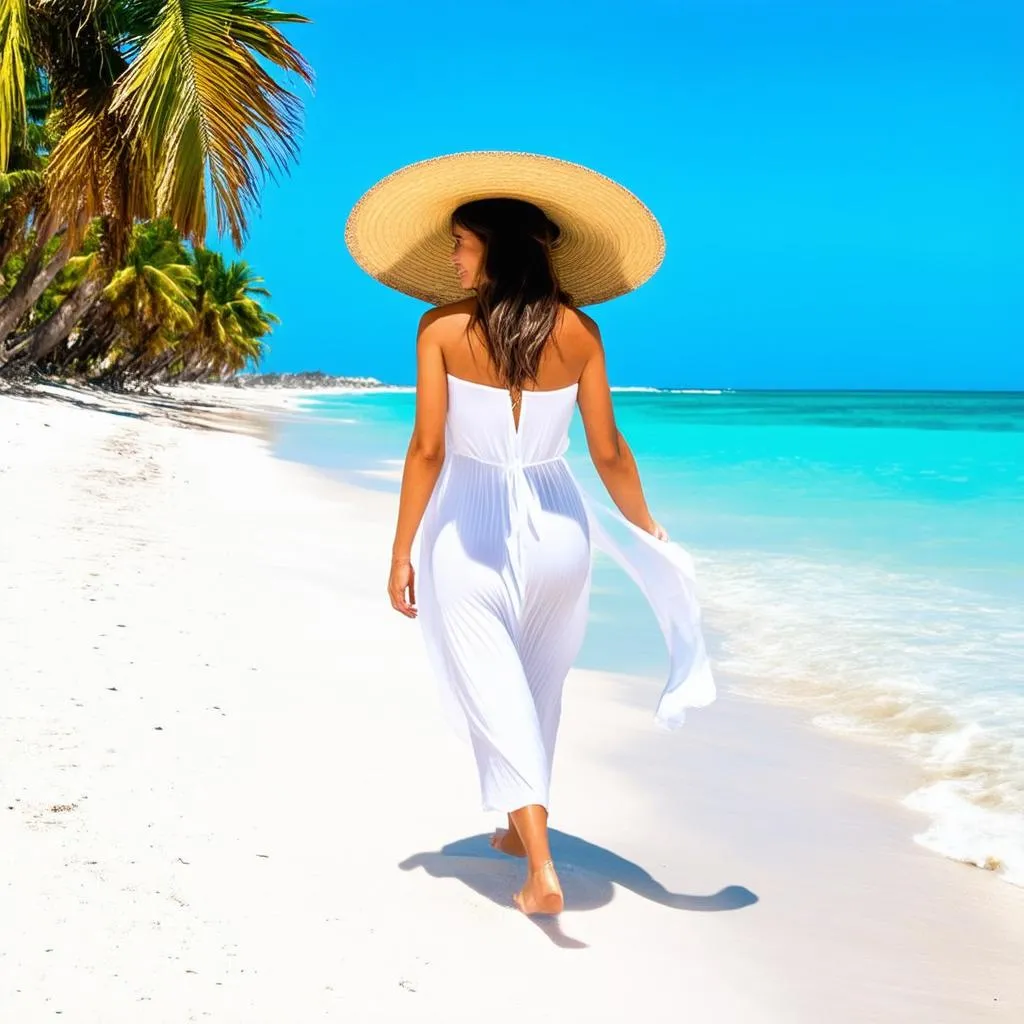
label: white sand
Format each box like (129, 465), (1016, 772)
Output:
(2, 382), (1023, 1023)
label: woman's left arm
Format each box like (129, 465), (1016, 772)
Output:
(388, 312), (448, 617)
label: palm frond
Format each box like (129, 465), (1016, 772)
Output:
(0, 164), (40, 198)
(39, 99), (116, 243)
(64, 251), (98, 277)
(224, 1), (312, 78)
(139, 262), (195, 307)
(112, 0), (312, 248)
(0, 0), (31, 169)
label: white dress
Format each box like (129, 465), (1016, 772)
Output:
(416, 373), (715, 814)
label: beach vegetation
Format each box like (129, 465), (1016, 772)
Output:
(34, 218), (278, 383)
(0, 0), (311, 380)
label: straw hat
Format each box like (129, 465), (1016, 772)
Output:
(345, 151), (665, 307)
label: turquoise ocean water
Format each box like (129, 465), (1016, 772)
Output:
(274, 388), (1024, 885)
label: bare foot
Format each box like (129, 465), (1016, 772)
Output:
(490, 827), (527, 858)
(514, 860), (564, 916)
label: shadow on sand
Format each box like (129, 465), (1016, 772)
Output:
(399, 829), (757, 949)
(1, 378), (264, 434)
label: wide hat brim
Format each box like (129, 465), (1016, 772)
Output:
(344, 151), (665, 307)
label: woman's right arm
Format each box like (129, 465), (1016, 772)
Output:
(576, 320), (663, 537)
(387, 311), (448, 617)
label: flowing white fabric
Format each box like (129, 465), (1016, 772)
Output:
(416, 374), (714, 813)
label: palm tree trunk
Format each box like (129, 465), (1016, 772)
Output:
(52, 319), (120, 376)
(60, 300), (121, 375)
(150, 348), (186, 380)
(101, 343), (149, 384)
(0, 237), (72, 346)
(0, 278), (104, 372)
(0, 224), (23, 273)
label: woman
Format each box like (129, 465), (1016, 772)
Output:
(346, 152), (714, 916)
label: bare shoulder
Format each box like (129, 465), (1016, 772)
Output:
(418, 297), (475, 339)
(557, 306), (603, 364)
(567, 308), (602, 340)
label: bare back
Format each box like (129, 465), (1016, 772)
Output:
(413, 296), (625, 487)
(430, 298), (600, 393)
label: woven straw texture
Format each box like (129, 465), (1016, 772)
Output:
(344, 151), (665, 307)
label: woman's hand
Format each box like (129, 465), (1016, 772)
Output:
(388, 558), (417, 618)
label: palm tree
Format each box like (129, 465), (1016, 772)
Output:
(0, 61), (52, 290)
(35, 224), (278, 384)
(0, 0), (311, 370)
(89, 218), (198, 380)
(170, 248), (277, 380)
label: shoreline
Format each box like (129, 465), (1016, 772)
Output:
(2, 382), (1023, 1021)
(273, 381), (1024, 891)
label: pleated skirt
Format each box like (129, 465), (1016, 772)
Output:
(417, 454), (591, 812)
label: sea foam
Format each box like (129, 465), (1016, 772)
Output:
(704, 549), (1024, 886)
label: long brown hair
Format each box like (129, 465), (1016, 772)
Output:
(451, 198), (573, 392)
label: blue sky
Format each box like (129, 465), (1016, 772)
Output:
(232, 0), (1022, 390)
